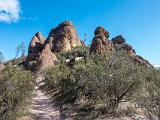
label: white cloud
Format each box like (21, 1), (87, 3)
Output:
(0, 0), (21, 23)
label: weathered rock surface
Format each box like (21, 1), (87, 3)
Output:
(46, 20), (82, 52)
(25, 21), (153, 70)
(27, 32), (46, 61)
(134, 55), (152, 67)
(37, 44), (59, 71)
(90, 27), (152, 67)
(112, 35), (125, 44)
(111, 35), (152, 67)
(90, 26), (114, 54)
(94, 26), (110, 38)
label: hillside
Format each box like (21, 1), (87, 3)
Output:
(0, 21), (160, 120)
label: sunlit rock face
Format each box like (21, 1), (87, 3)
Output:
(90, 26), (152, 67)
(112, 35), (153, 67)
(27, 32), (46, 61)
(46, 20), (82, 52)
(90, 26), (114, 54)
(36, 44), (59, 71)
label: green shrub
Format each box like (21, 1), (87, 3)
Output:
(44, 49), (160, 119)
(0, 65), (34, 120)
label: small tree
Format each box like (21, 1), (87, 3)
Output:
(14, 42), (26, 63)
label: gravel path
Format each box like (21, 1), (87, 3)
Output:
(28, 75), (62, 120)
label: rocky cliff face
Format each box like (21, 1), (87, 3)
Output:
(37, 44), (59, 71)
(26, 21), (83, 71)
(112, 35), (136, 56)
(27, 32), (46, 62)
(46, 20), (82, 52)
(26, 20), (152, 71)
(90, 27), (152, 67)
(111, 35), (152, 67)
(90, 26), (114, 54)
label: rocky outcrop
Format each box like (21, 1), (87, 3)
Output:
(90, 27), (114, 54)
(25, 21), (153, 71)
(112, 35), (125, 44)
(26, 21), (83, 71)
(112, 35), (136, 57)
(27, 32), (46, 61)
(90, 26), (152, 67)
(94, 26), (109, 38)
(112, 35), (152, 67)
(37, 44), (59, 71)
(46, 21), (82, 52)
(134, 55), (153, 67)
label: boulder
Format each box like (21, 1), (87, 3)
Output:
(46, 20), (82, 52)
(112, 35), (126, 44)
(37, 44), (59, 71)
(90, 27), (114, 54)
(27, 32), (46, 61)
(94, 26), (109, 38)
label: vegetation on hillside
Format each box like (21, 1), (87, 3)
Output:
(0, 46), (160, 120)
(0, 64), (34, 120)
(44, 47), (160, 119)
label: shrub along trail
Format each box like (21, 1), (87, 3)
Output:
(28, 75), (62, 120)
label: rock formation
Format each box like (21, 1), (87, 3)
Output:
(46, 20), (82, 52)
(37, 44), (59, 71)
(26, 21), (84, 71)
(111, 35), (153, 67)
(90, 26), (114, 54)
(90, 27), (152, 67)
(25, 21), (153, 71)
(27, 32), (46, 61)
(112, 35), (136, 57)
(134, 55), (152, 67)
(112, 35), (125, 44)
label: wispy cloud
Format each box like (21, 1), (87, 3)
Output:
(21, 16), (38, 21)
(0, 0), (21, 23)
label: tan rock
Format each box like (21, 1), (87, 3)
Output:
(112, 35), (126, 44)
(37, 44), (59, 71)
(90, 27), (114, 54)
(27, 32), (46, 61)
(134, 55), (153, 67)
(94, 26), (109, 38)
(47, 20), (82, 52)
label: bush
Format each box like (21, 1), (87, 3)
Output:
(135, 68), (160, 120)
(44, 49), (160, 119)
(0, 65), (34, 120)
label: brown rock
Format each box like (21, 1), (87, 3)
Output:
(94, 26), (110, 38)
(112, 35), (126, 44)
(37, 44), (59, 71)
(134, 55), (153, 67)
(90, 27), (114, 54)
(47, 20), (82, 52)
(27, 32), (46, 61)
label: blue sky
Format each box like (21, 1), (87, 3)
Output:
(0, 0), (160, 66)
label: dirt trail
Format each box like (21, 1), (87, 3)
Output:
(28, 75), (62, 120)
